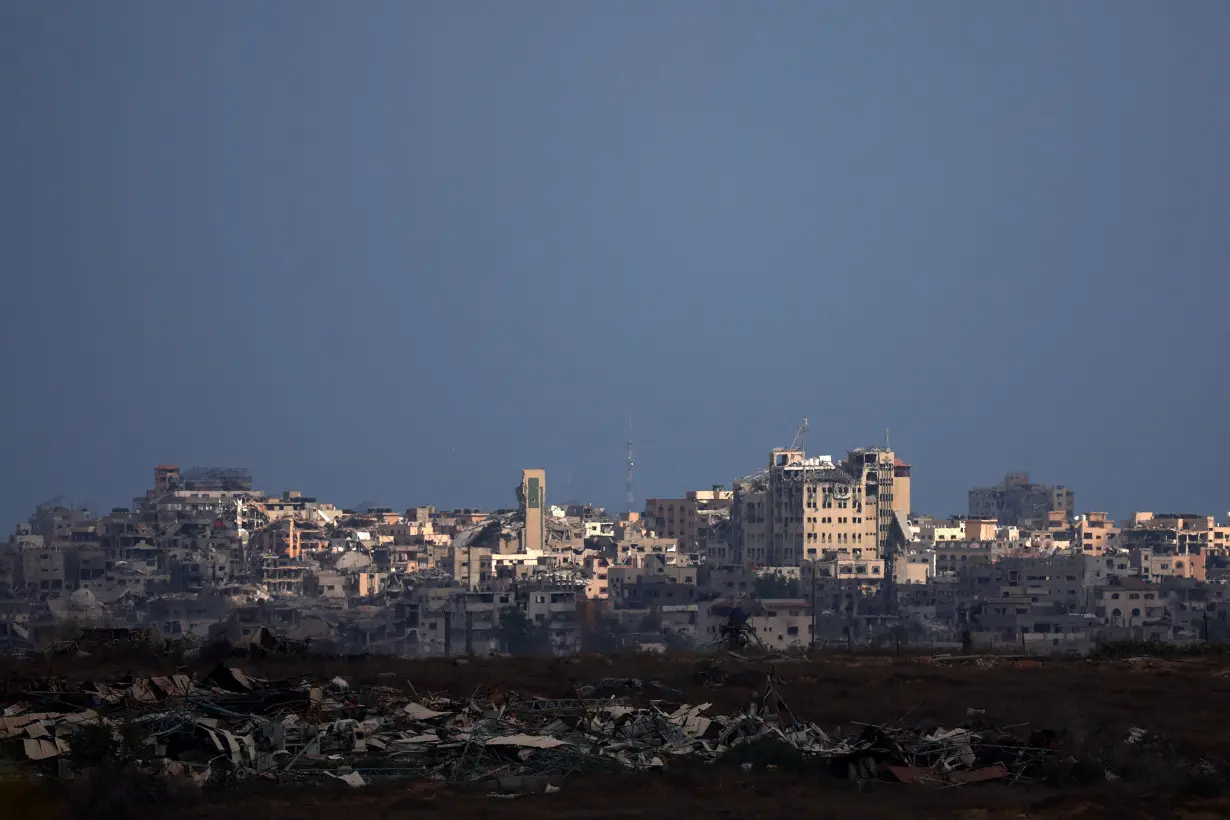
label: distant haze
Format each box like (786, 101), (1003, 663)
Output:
(3, 2), (1229, 527)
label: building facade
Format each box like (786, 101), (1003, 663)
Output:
(968, 472), (1074, 529)
(731, 446), (909, 569)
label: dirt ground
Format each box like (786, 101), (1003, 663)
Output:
(6, 650), (1230, 818)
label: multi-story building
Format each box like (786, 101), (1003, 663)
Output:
(844, 448), (911, 548)
(731, 446), (910, 570)
(1133, 547), (1206, 582)
(964, 519), (999, 542)
(1120, 513), (1213, 555)
(968, 472), (1074, 529)
(916, 517), (968, 542)
(695, 597), (813, 652)
(1073, 512), (1119, 555)
(518, 469), (546, 553)
(643, 487), (733, 547)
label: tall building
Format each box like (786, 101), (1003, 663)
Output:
(843, 448), (911, 554)
(643, 486), (733, 546)
(731, 446), (909, 569)
(153, 465), (180, 495)
(519, 469), (546, 553)
(968, 472), (1073, 529)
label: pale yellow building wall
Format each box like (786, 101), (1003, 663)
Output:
(521, 469), (546, 554)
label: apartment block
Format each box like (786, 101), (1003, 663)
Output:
(968, 472), (1074, 529)
(1074, 512), (1119, 555)
(643, 487), (733, 547)
(731, 446), (909, 570)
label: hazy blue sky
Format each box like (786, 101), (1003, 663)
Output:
(3, 2), (1229, 527)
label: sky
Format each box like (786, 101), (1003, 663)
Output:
(2, 2), (1229, 528)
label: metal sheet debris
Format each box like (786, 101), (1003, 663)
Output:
(0, 666), (1190, 794)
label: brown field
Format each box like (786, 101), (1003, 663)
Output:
(5, 650), (1230, 819)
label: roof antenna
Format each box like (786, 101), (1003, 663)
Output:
(884, 426), (890, 449)
(789, 417), (808, 454)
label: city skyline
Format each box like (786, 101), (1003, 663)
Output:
(5, 430), (1213, 531)
(3, 444), (1200, 531)
(5, 4), (1229, 545)
(5, 3), (1230, 811)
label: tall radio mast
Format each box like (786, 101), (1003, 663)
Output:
(625, 418), (634, 515)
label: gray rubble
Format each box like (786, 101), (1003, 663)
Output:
(0, 666), (1205, 793)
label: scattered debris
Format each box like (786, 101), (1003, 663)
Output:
(0, 667), (1207, 794)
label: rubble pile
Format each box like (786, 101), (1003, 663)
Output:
(0, 666), (1199, 793)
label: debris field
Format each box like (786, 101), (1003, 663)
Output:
(3, 651), (1230, 818)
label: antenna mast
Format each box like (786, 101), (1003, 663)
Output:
(789, 416), (809, 454)
(625, 427), (635, 515)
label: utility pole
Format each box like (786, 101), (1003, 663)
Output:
(810, 561), (817, 652)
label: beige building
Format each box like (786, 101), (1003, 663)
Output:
(1097, 579), (1166, 627)
(892, 458), (912, 517)
(1120, 512), (1214, 555)
(644, 488), (733, 547)
(804, 556), (887, 588)
(1210, 524), (1230, 556)
(519, 469), (546, 554)
(731, 446), (908, 569)
(895, 553), (933, 585)
(917, 518), (966, 542)
(964, 519), (998, 542)
(696, 598), (813, 651)
(1074, 512), (1119, 555)
(1134, 548), (1206, 582)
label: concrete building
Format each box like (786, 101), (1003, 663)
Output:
(733, 450), (876, 568)
(917, 518), (967, 542)
(519, 469), (546, 554)
(964, 519), (999, 542)
(643, 487), (733, 547)
(1074, 512), (1119, 555)
(1134, 548), (1206, 582)
(968, 472), (1074, 529)
(521, 588), (581, 654)
(452, 545), (493, 590)
(696, 597), (814, 652)
(896, 552), (934, 585)
(1121, 513), (1214, 555)
(1096, 578), (1166, 628)
(842, 448), (910, 554)
(731, 446), (909, 570)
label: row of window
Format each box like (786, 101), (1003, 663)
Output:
(807, 532), (864, 543)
